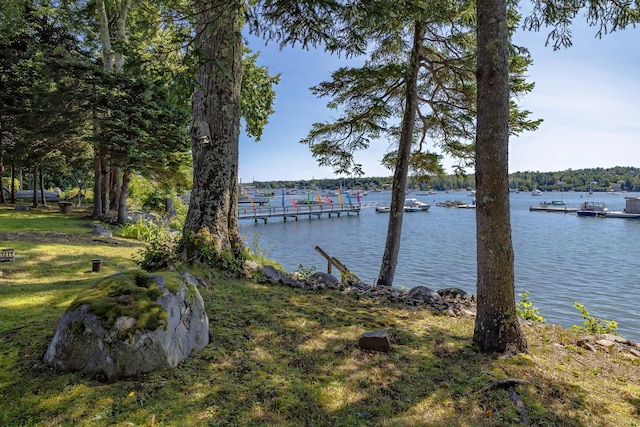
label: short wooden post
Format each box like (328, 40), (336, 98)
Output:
(314, 245), (332, 274)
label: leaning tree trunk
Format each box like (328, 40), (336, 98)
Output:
(180, 0), (244, 271)
(376, 21), (425, 287)
(473, 0), (527, 353)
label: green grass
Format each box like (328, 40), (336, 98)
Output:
(1, 205), (640, 426)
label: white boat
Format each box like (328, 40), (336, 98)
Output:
(604, 211), (640, 219)
(404, 198), (432, 212)
(531, 189), (543, 196)
(403, 206), (422, 212)
(375, 206), (391, 213)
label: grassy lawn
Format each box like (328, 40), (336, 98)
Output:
(1, 205), (639, 426)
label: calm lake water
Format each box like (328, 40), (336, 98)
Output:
(241, 190), (640, 341)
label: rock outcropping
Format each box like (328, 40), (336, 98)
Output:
(44, 271), (209, 380)
(258, 266), (476, 317)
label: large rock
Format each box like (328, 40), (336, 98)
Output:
(262, 265), (286, 284)
(44, 271), (209, 380)
(91, 224), (112, 238)
(408, 285), (443, 305)
(307, 272), (340, 288)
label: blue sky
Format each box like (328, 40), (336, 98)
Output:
(239, 11), (640, 183)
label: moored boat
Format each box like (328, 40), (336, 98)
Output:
(603, 211), (640, 219)
(576, 202), (608, 217)
(403, 198), (432, 212)
(403, 206), (423, 212)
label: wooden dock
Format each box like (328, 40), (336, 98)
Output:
(238, 203), (362, 223)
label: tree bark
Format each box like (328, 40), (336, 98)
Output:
(473, 0), (527, 353)
(31, 165), (38, 208)
(38, 165), (46, 207)
(113, 0), (133, 73)
(10, 164), (16, 204)
(109, 166), (121, 211)
(0, 156), (4, 205)
(96, 0), (113, 71)
(181, 0), (244, 267)
(101, 162), (110, 216)
(377, 21), (425, 287)
(164, 196), (176, 227)
(91, 139), (103, 218)
(116, 168), (131, 225)
(0, 130), (4, 204)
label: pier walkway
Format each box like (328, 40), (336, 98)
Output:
(238, 202), (379, 223)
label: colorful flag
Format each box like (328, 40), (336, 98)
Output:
(337, 187), (343, 205)
(324, 196), (333, 205)
(307, 190), (311, 206)
(315, 190), (323, 206)
(291, 199), (298, 208)
(346, 192), (352, 205)
(281, 188), (285, 206)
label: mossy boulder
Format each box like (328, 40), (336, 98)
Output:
(43, 271), (209, 380)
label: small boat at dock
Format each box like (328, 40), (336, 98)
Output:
(576, 201), (608, 217)
(603, 211), (640, 219)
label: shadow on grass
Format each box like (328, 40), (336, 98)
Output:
(0, 276), (630, 426)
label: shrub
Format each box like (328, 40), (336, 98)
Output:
(121, 219), (169, 243)
(571, 302), (618, 335)
(135, 233), (179, 272)
(516, 290), (545, 323)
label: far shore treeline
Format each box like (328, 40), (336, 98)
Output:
(245, 166), (640, 193)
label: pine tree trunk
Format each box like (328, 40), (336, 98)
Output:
(91, 85), (103, 219)
(473, 0), (527, 353)
(109, 167), (121, 211)
(10, 164), (16, 204)
(31, 165), (38, 208)
(377, 21), (425, 287)
(38, 166), (46, 207)
(92, 151), (103, 219)
(181, 0), (244, 268)
(0, 153), (5, 204)
(101, 163), (110, 216)
(116, 168), (131, 225)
